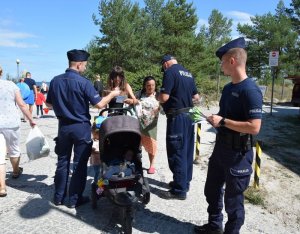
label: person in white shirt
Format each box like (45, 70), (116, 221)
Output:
(0, 65), (36, 197)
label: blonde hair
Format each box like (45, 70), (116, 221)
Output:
(225, 48), (247, 65)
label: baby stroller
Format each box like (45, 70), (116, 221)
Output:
(91, 107), (150, 234)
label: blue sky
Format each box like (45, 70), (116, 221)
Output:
(0, 0), (291, 82)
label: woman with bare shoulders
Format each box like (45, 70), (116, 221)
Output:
(104, 66), (137, 115)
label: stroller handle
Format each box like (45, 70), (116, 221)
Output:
(99, 107), (134, 116)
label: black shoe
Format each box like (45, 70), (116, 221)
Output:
(168, 181), (190, 192)
(68, 196), (90, 208)
(194, 224), (223, 234)
(52, 199), (63, 206)
(168, 181), (175, 188)
(159, 190), (186, 200)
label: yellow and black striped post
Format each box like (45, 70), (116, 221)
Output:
(253, 141), (262, 189)
(193, 122), (201, 164)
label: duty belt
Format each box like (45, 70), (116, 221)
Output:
(216, 132), (253, 152)
(166, 107), (191, 118)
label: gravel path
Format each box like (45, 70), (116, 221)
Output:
(0, 106), (299, 234)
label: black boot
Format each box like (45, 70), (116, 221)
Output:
(194, 224), (223, 234)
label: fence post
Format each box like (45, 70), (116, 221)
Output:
(253, 141), (262, 189)
(193, 122), (201, 165)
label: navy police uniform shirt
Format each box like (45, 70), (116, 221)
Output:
(46, 68), (101, 123)
(160, 64), (198, 112)
(218, 78), (262, 134)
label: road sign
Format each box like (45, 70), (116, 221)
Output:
(269, 51), (279, 67)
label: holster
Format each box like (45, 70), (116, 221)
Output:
(216, 132), (253, 152)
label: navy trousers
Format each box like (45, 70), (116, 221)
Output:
(166, 113), (194, 196)
(204, 141), (253, 234)
(54, 122), (92, 206)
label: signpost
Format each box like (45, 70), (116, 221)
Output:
(269, 51), (279, 115)
(269, 51), (279, 67)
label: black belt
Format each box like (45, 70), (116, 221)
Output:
(216, 132), (252, 151)
(166, 107), (191, 118)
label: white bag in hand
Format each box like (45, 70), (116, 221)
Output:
(26, 126), (50, 160)
(135, 96), (159, 129)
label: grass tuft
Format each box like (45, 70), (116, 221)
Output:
(244, 186), (266, 206)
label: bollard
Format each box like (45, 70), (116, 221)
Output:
(193, 122), (201, 165)
(253, 141), (262, 189)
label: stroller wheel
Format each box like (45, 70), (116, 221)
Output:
(91, 182), (98, 209)
(122, 206), (133, 234)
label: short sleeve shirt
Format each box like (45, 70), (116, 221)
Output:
(160, 64), (198, 112)
(218, 78), (263, 134)
(24, 78), (36, 90)
(46, 68), (101, 123)
(0, 80), (21, 128)
(16, 82), (30, 99)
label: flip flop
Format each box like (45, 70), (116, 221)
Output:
(12, 167), (23, 179)
(147, 167), (155, 174)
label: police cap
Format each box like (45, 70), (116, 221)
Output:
(215, 37), (246, 60)
(67, 49), (90, 62)
(161, 54), (175, 65)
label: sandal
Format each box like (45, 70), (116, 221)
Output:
(12, 167), (23, 179)
(147, 167), (155, 174)
(0, 189), (7, 197)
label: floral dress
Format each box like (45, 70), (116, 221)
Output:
(135, 92), (159, 155)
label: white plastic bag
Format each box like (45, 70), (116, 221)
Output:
(26, 126), (50, 160)
(135, 96), (159, 129)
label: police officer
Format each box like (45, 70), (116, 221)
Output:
(46, 49), (120, 208)
(158, 55), (200, 200)
(194, 38), (263, 234)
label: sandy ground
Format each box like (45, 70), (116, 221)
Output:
(253, 105), (300, 230)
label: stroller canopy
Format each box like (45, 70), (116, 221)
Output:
(99, 115), (141, 163)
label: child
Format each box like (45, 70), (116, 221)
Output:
(35, 86), (46, 118)
(102, 148), (135, 179)
(90, 123), (101, 183)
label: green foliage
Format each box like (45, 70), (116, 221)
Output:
(193, 73), (230, 103)
(125, 65), (162, 93)
(238, 0), (299, 80)
(93, 0), (147, 72)
(84, 0), (300, 103)
(286, 0), (300, 34)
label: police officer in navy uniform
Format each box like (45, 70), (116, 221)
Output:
(46, 49), (120, 208)
(158, 55), (200, 200)
(194, 38), (263, 234)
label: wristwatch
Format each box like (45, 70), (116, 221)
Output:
(219, 117), (226, 126)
